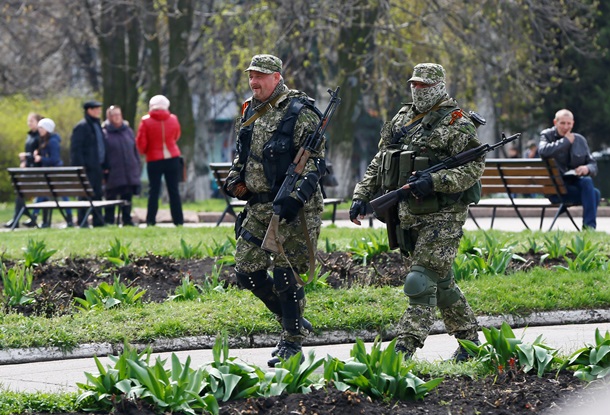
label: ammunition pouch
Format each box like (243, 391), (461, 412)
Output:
(235, 209), (246, 239)
(378, 149), (415, 191)
(296, 172), (320, 204)
(396, 226), (417, 256)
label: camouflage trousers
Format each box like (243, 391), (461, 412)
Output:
(234, 203), (322, 274)
(234, 202), (321, 342)
(394, 218), (479, 353)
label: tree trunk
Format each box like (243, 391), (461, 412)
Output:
(142, 0), (161, 101)
(166, 0), (195, 200)
(326, 0), (379, 199)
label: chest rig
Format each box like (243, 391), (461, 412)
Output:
(237, 96), (321, 195)
(379, 104), (478, 214)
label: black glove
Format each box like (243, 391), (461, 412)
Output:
(274, 197), (303, 224)
(349, 199), (367, 221)
(408, 172), (434, 199)
(224, 177), (251, 200)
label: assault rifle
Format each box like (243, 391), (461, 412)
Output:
(262, 87), (341, 254)
(370, 132), (521, 219)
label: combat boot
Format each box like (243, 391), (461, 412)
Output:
(267, 339), (303, 367)
(271, 317), (313, 357)
(395, 342), (415, 361)
(449, 339), (480, 362)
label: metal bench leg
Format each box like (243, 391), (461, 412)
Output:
(330, 203), (337, 224)
(539, 207), (546, 230)
(490, 207), (497, 229)
(10, 207), (26, 231)
(468, 209), (481, 229)
(216, 207), (230, 226)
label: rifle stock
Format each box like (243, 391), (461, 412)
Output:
(370, 132), (521, 218)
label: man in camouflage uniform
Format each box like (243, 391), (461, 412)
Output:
(224, 54), (325, 367)
(349, 63), (483, 360)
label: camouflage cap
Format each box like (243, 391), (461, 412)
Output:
(408, 63), (445, 84)
(245, 54), (282, 74)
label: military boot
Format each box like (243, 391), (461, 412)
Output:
(271, 317), (313, 357)
(449, 339), (481, 363)
(395, 341), (416, 361)
(267, 338), (303, 367)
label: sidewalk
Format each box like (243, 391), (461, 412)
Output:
(1, 322), (609, 394)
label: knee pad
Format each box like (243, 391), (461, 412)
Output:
(436, 269), (461, 309)
(273, 267), (298, 294)
(403, 265), (439, 306)
(237, 270), (281, 315)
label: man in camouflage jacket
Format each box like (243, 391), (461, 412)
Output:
(224, 54), (325, 367)
(350, 63), (484, 360)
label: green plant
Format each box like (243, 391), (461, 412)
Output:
(74, 275), (146, 311)
(452, 253), (484, 281)
(177, 238), (203, 259)
(1, 263), (36, 306)
(460, 322), (558, 377)
(126, 354), (218, 415)
(104, 238), (132, 267)
(203, 335), (263, 402)
(458, 233), (478, 255)
(543, 230), (567, 259)
(324, 337), (442, 401)
(76, 355), (130, 411)
(260, 350), (324, 396)
(324, 237), (338, 253)
(524, 235), (543, 254)
(347, 232), (390, 265)
(22, 238), (57, 268)
(302, 265), (330, 292)
(201, 264), (226, 293)
(561, 328), (610, 381)
(168, 274), (205, 302)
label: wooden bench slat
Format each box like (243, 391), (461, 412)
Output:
(6, 166), (126, 230)
(209, 162), (343, 226)
(469, 158), (580, 231)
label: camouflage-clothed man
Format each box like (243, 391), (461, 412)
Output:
(350, 63), (484, 360)
(224, 54), (325, 367)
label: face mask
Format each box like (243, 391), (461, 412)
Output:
(411, 82), (447, 113)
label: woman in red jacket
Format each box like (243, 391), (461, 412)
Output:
(136, 95), (184, 226)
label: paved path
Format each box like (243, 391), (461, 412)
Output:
(1, 322), (609, 394)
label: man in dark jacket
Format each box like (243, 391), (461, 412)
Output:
(70, 100), (107, 227)
(539, 109), (601, 229)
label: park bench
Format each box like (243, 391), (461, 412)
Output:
(468, 158), (580, 231)
(7, 167), (126, 230)
(210, 162), (343, 226)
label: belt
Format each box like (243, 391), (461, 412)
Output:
(248, 192), (276, 206)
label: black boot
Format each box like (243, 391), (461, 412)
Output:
(267, 339), (303, 367)
(41, 210), (52, 228)
(4, 218), (18, 228)
(450, 339), (481, 362)
(23, 214), (37, 227)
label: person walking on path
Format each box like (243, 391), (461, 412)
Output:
(103, 105), (141, 226)
(349, 63), (484, 361)
(539, 109), (601, 230)
(224, 54), (326, 367)
(70, 100), (107, 227)
(136, 95), (184, 226)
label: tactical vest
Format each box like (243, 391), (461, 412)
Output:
(380, 105), (482, 214)
(237, 96), (322, 195)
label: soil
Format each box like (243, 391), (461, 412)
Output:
(4, 250), (607, 415)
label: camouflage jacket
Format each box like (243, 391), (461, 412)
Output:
(227, 86), (325, 220)
(352, 97), (485, 225)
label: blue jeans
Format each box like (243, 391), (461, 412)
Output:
(549, 176), (601, 229)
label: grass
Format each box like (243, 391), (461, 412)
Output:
(0, 269), (608, 350)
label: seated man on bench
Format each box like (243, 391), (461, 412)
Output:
(539, 109), (601, 230)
